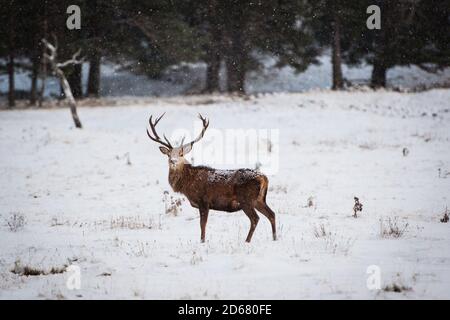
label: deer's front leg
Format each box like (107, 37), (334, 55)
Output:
(199, 205), (209, 243)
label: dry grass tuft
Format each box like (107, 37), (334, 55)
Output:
(313, 224), (329, 238)
(110, 216), (154, 230)
(163, 191), (185, 216)
(380, 217), (408, 238)
(11, 260), (67, 276)
(6, 212), (26, 232)
(383, 283), (412, 293)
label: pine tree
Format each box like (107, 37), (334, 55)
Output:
(344, 0), (450, 88)
(305, 0), (369, 89)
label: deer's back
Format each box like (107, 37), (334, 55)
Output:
(177, 165), (266, 212)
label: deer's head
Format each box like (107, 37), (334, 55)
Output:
(147, 113), (209, 169)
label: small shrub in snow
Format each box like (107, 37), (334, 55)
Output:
(313, 224), (329, 238)
(383, 282), (412, 293)
(163, 191), (184, 216)
(379, 217), (408, 238)
(115, 152), (132, 166)
(440, 207), (449, 223)
(132, 241), (151, 257)
(353, 197), (363, 218)
(402, 147), (409, 157)
(6, 212), (26, 232)
(306, 196), (314, 208)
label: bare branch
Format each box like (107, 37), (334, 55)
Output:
(43, 53), (53, 62)
(57, 49), (84, 68)
(42, 38), (84, 69)
(40, 36), (83, 128)
(41, 38), (56, 54)
(51, 33), (58, 51)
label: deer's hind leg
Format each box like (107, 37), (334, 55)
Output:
(242, 207), (260, 243)
(199, 205), (209, 243)
(255, 201), (277, 241)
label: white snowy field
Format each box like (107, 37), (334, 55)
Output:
(0, 89), (449, 299)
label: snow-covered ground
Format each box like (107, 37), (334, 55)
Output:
(0, 89), (450, 299)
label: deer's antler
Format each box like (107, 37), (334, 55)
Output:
(146, 113), (173, 149)
(180, 113), (209, 149)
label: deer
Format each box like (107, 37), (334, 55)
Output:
(147, 113), (277, 243)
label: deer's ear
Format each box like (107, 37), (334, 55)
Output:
(181, 143), (193, 155)
(159, 146), (170, 155)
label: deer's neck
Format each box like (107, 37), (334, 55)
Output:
(168, 163), (192, 193)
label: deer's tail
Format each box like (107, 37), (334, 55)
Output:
(257, 175), (269, 203)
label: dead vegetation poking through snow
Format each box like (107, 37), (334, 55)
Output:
(5, 213), (26, 232)
(10, 260), (67, 277)
(313, 223), (330, 238)
(440, 207), (449, 223)
(305, 196), (315, 208)
(110, 216), (154, 230)
(324, 233), (355, 255)
(383, 282), (413, 293)
(313, 224), (355, 255)
(379, 217), (409, 238)
(163, 191), (185, 216)
(353, 197), (363, 218)
(115, 152), (132, 166)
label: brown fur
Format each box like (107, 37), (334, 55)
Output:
(147, 113), (276, 243)
(168, 163), (277, 242)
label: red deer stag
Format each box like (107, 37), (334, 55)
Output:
(147, 113), (276, 243)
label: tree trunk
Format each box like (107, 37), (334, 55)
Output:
(68, 64), (83, 99)
(370, 1), (390, 88)
(205, 55), (220, 93)
(56, 69), (82, 128)
(38, 6), (48, 107)
(30, 51), (40, 105)
(38, 56), (47, 107)
(29, 5), (42, 106)
(8, 51), (15, 108)
(87, 52), (101, 97)
(225, 30), (246, 94)
(371, 62), (387, 88)
(8, 6), (15, 108)
(204, 0), (221, 93)
(86, 0), (101, 97)
(331, 12), (344, 90)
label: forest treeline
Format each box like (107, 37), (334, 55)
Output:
(1, 0), (449, 107)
